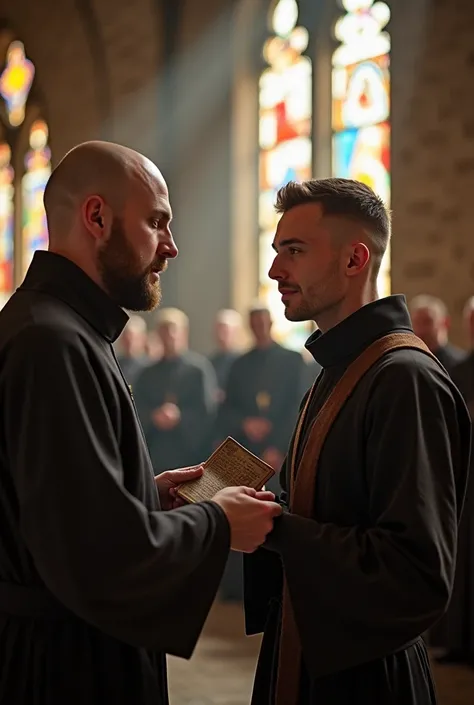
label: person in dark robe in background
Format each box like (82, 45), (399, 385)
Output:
(410, 294), (466, 373)
(207, 309), (244, 602)
(216, 304), (305, 603)
(134, 307), (218, 473)
(115, 313), (150, 384)
(433, 295), (474, 666)
(244, 178), (471, 705)
(218, 303), (306, 494)
(0, 140), (282, 705)
(208, 308), (242, 403)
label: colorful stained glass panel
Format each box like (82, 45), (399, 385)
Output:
(258, 49), (312, 348)
(332, 55), (390, 132)
(21, 120), (51, 276)
(0, 41), (35, 127)
(0, 143), (14, 296)
(332, 122), (390, 205)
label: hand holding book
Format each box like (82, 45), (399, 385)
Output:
(176, 437), (276, 504)
(176, 437), (281, 553)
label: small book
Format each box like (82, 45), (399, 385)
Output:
(176, 436), (275, 504)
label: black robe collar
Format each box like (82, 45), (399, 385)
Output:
(305, 295), (413, 369)
(19, 250), (129, 343)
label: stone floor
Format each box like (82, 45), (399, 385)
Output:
(167, 602), (474, 705)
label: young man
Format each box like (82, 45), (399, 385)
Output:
(0, 141), (281, 705)
(245, 178), (471, 705)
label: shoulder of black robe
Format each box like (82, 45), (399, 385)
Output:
(262, 348), (471, 676)
(1, 305), (229, 657)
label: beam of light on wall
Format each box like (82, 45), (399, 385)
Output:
(158, 6), (239, 162)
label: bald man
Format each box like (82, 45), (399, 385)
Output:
(0, 141), (281, 705)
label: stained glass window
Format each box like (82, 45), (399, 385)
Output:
(332, 0), (391, 297)
(0, 142), (14, 300)
(22, 119), (51, 276)
(0, 41), (35, 128)
(0, 34), (48, 306)
(258, 0), (313, 350)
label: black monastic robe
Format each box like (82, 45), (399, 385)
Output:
(218, 342), (306, 493)
(134, 351), (218, 472)
(209, 350), (239, 396)
(0, 251), (230, 705)
(244, 295), (471, 705)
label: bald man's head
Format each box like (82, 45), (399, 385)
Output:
(44, 141), (178, 311)
(44, 141), (165, 233)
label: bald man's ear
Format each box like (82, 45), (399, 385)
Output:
(82, 195), (111, 240)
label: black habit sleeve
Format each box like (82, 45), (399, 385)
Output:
(3, 325), (230, 657)
(263, 360), (471, 675)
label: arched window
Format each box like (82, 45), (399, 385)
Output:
(258, 0), (313, 350)
(332, 0), (391, 297)
(0, 34), (51, 307)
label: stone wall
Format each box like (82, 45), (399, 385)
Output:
(391, 0), (474, 346)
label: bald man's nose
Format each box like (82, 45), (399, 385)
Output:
(160, 229), (178, 259)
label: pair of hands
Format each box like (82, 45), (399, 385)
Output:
(155, 465), (282, 553)
(152, 403), (181, 430)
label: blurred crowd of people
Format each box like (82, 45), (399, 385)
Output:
(115, 303), (318, 483)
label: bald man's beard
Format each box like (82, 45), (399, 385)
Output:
(97, 218), (165, 311)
